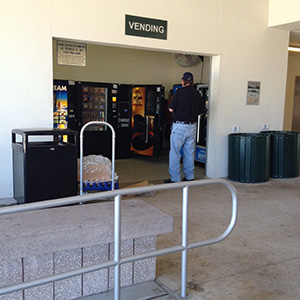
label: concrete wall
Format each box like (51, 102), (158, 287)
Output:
(207, 0), (289, 177)
(0, 1), (53, 198)
(0, 0), (292, 198)
(0, 199), (173, 299)
(51, 0), (223, 55)
(269, 0), (300, 29)
(284, 54), (300, 130)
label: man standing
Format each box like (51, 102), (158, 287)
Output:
(163, 89), (173, 143)
(165, 72), (205, 183)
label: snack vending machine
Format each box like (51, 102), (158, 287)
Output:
(195, 83), (209, 163)
(131, 85), (164, 157)
(65, 81), (112, 158)
(113, 84), (132, 159)
(54, 80), (132, 159)
(74, 81), (132, 159)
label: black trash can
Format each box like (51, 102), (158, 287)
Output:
(228, 133), (270, 183)
(263, 131), (300, 178)
(12, 128), (78, 204)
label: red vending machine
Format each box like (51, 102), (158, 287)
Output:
(131, 85), (164, 157)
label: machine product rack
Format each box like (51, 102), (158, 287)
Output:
(79, 121), (118, 195)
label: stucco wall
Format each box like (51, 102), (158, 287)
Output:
(0, 1), (53, 197)
(51, 0), (290, 178)
(207, 0), (289, 177)
(0, 0), (291, 198)
(51, 0), (223, 55)
(269, 0), (300, 29)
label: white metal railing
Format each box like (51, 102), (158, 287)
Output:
(0, 179), (238, 299)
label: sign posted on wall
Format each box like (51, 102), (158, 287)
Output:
(125, 15), (167, 40)
(57, 41), (86, 67)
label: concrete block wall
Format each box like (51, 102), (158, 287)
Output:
(0, 259), (23, 300)
(0, 236), (156, 300)
(0, 200), (173, 300)
(82, 244), (109, 296)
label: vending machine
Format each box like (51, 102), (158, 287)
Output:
(114, 84), (132, 159)
(131, 85), (164, 157)
(53, 80), (132, 159)
(76, 81), (133, 159)
(173, 83), (182, 95)
(69, 81), (113, 158)
(195, 83), (209, 163)
(53, 80), (69, 129)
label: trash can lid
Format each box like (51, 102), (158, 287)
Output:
(12, 128), (78, 136)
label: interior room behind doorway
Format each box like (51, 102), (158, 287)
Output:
(53, 40), (211, 95)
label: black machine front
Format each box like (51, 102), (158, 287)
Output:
(195, 83), (209, 163)
(114, 84), (132, 159)
(195, 84), (209, 147)
(131, 85), (164, 157)
(53, 80), (164, 159)
(54, 80), (132, 159)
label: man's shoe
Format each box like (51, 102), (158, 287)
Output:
(164, 178), (175, 183)
(183, 177), (194, 181)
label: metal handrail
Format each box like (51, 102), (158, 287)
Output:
(0, 179), (238, 299)
(80, 121), (116, 195)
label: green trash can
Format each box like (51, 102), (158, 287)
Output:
(264, 131), (300, 178)
(228, 133), (270, 183)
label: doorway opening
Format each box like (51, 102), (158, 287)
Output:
(52, 39), (212, 184)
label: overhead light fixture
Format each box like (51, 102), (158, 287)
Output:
(288, 46), (300, 52)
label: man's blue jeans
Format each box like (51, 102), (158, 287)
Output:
(169, 123), (197, 182)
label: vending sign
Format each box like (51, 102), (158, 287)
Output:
(125, 15), (167, 40)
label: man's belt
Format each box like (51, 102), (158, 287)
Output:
(174, 121), (197, 125)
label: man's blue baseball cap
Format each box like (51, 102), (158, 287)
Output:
(182, 72), (193, 81)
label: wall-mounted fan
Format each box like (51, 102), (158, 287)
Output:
(174, 54), (200, 67)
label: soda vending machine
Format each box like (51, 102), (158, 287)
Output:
(53, 80), (69, 129)
(131, 85), (164, 157)
(53, 79), (83, 131)
(195, 83), (209, 163)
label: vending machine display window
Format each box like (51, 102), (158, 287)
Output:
(81, 86), (108, 131)
(131, 85), (164, 157)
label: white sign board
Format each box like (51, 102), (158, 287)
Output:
(57, 41), (86, 67)
(247, 81), (260, 105)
